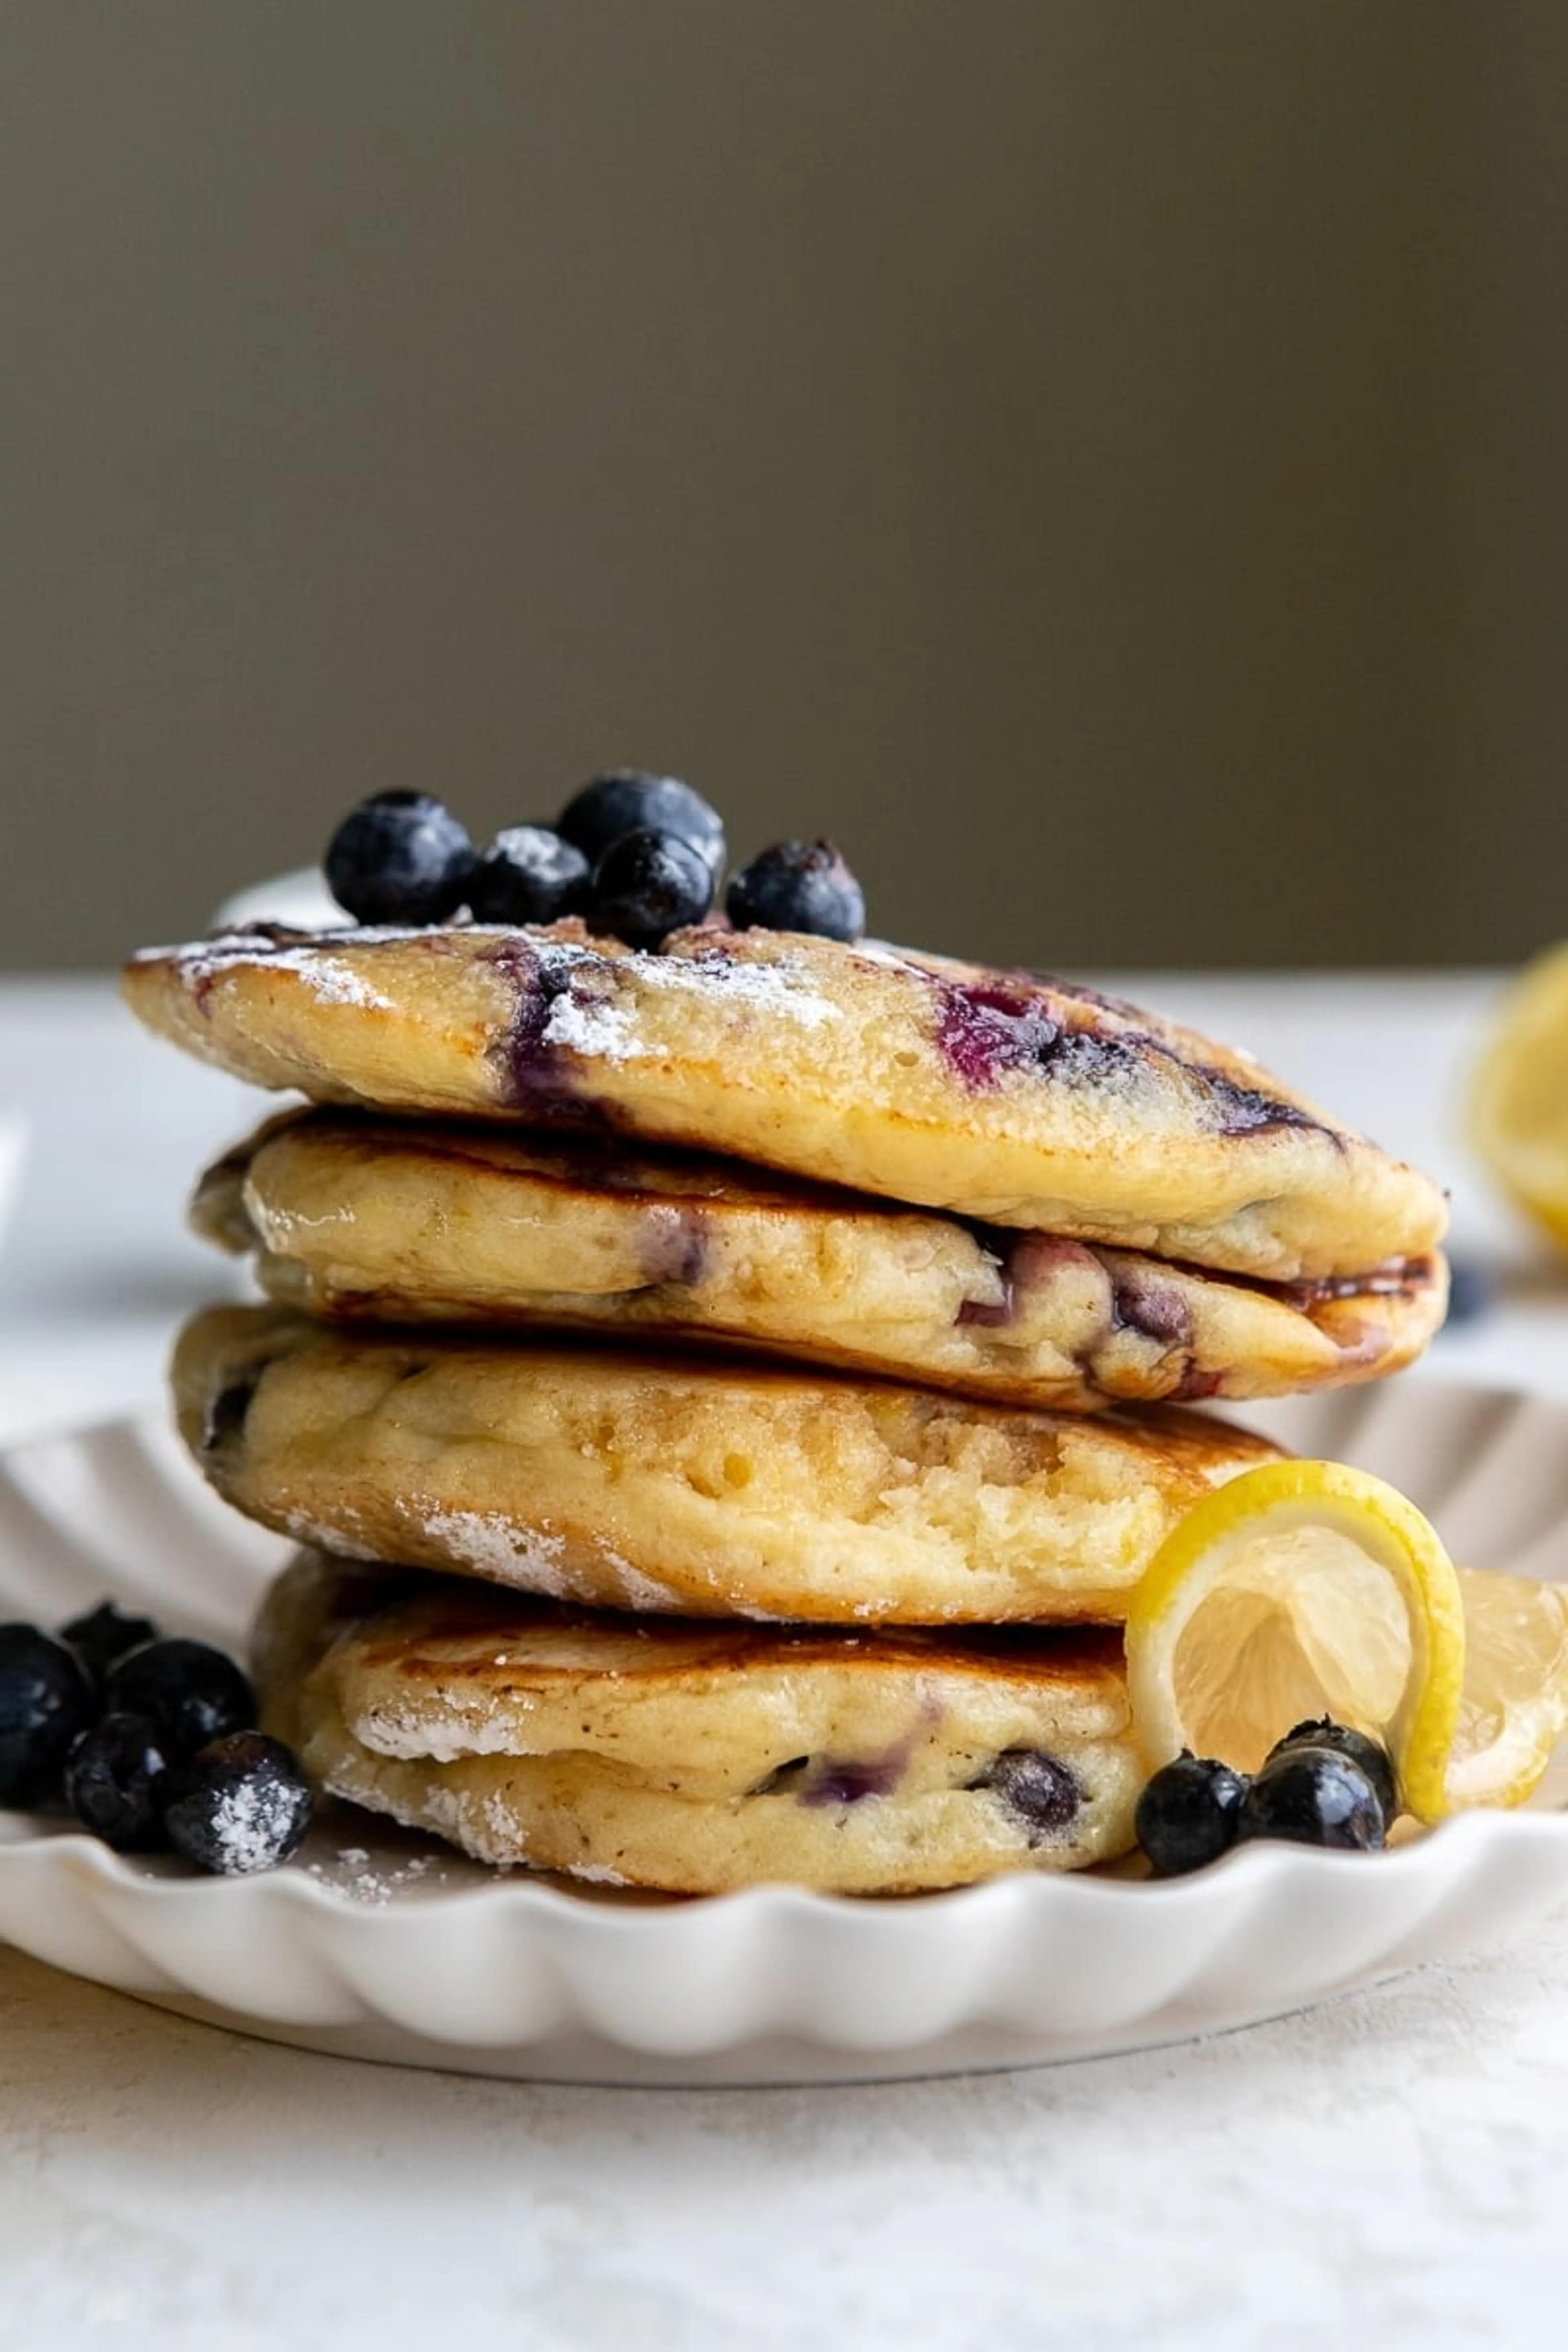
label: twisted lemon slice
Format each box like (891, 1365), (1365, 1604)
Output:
(1125, 1462), (1469, 1824)
(1449, 1566), (1568, 1809)
(1470, 942), (1568, 1247)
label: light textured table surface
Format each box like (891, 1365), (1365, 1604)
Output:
(2, 969), (1568, 2352)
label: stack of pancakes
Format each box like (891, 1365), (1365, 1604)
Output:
(125, 921), (1449, 1893)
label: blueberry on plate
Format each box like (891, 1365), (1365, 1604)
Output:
(557, 771), (726, 881)
(162, 1731), (313, 1875)
(0, 1624), (96, 1808)
(1134, 1752), (1249, 1877)
(1440, 1258), (1494, 1329)
(59, 1600), (161, 1695)
(103, 1638), (256, 1760)
(1267, 1717), (1399, 1824)
(65, 1712), (172, 1852)
(1239, 1746), (1386, 1851)
(323, 791), (474, 926)
(725, 840), (865, 942)
(588, 828), (714, 950)
(468, 825), (590, 924)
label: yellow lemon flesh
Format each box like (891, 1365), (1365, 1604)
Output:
(1448, 1566), (1568, 1810)
(1125, 1461), (1466, 1824)
(1470, 942), (1568, 1247)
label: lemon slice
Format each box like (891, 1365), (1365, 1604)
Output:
(1125, 1460), (1466, 1824)
(1470, 943), (1568, 1245)
(1447, 1566), (1568, 1809)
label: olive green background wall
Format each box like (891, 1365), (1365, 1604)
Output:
(0, 3), (1561, 971)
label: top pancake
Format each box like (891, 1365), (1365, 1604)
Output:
(124, 919), (1448, 1280)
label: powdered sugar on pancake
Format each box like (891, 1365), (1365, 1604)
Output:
(284, 1510), (380, 1563)
(526, 934), (843, 1067)
(421, 1508), (570, 1587)
(419, 1508), (689, 1615)
(136, 930), (400, 1012)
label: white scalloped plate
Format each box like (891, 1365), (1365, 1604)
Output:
(4, 1381), (1568, 2085)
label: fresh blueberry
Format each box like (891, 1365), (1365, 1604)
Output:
(588, 828), (714, 949)
(324, 791), (474, 926)
(1441, 1258), (1494, 1328)
(557, 771), (726, 881)
(468, 825), (591, 924)
(162, 1732), (313, 1875)
(724, 840), (865, 942)
(1267, 1717), (1399, 1824)
(103, 1638), (256, 1760)
(65, 1713), (173, 1852)
(60, 1600), (162, 1695)
(1134, 1752), (1249, 1877)
(1239, 1747), (1386, 1851)
(976, 1748), (1082, 1842)
(0, 1625), (96, 1808)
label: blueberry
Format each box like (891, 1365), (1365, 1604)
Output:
(1441, 1258), (1494, 1328)
(1134, 1752), (1249, 1877)
(975, 1748), (1082, 1842)
(59, 1600), (161, 1695)
(468, 825), (590, 924)
(1239, 1747), (1386, 1851)
(162, 1732), (313, 1875)
(0, 1625), (95, 1808)
(65, 1713), (172, 1852)
(324, 791), (474, 926)
(724, 840), (865, 942)
(557, 771), (726, 881)
(588, 828), (714, 949)
(103, 1638), (256, 1760)
(1267, 1717), (1399, 1824)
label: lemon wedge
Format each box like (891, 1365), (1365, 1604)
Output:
(1470, 943), (1568, 1246)
(1447, 1566), (1568, 1809)
(1125, 1461), (1466, 1824)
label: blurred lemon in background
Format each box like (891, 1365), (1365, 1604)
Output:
(1470, 944), (1568, 1247)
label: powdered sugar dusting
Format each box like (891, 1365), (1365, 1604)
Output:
(422, 1508), (570, 1589)
(359, 1697), (544, 1765)
(521, 933), (843, 1069)
(285, 1512), (380, 1564)
(203, 1775), (303, 1874)
(568, 1859), (631, 1888)
(597, 1547), (689, 1615)
(418, 1510), (689, 1615)
(541, 987), (639, 1060)
(307, 1850), (435, 1907)
(152, 931), (399, 1011)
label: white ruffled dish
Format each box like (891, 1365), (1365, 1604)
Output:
(3, 1380), (1568, 2085)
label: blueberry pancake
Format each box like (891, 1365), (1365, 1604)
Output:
(126, 921), (1446, 1281)
(196, 1110), (1449, 1410)
(177, 1305), (1284, 1624)
(252, 1550), (1142, 1891)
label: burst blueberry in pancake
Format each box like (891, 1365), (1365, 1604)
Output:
(176, 1305), (1285, 1626)
(252, 1551), (1142, 1892)
(125, 920), (1447, 1282)
(194, 1109), (1448, 1411)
